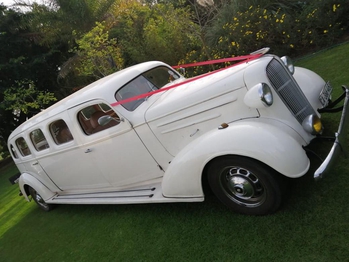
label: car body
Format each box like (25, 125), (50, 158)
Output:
(7, 48), (349, 215)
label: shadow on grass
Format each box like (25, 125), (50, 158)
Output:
(1, 167), (348, 262)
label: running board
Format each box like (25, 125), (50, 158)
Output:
(46, 184), (204, 205)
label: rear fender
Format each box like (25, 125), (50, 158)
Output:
(162, 119), (310, 198)
(19, 173), (56, 202)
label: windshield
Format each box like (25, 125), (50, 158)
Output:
(115, 66), (180, 111)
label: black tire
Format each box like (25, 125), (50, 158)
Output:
(207, 156), (285, 215)
(29, 187), (53, 212)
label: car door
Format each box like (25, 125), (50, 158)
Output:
(35, 114), (112, 191)
(68, 100), (164, 188)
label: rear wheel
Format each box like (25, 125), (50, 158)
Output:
(207, 156), (285, 215)
(29, 187), (53, 212)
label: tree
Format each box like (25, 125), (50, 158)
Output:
(0, 4), (61, 154)
(15, 0), (120, 89)
(3, 80), (56, 116)
(16, 0), (117, 46)
(60, 0), (200, 82)
(109, 1), (199, 67)
(73, 22), (124, 79)
(205, 0), (349, 57)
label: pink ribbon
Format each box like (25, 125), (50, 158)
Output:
(111, 54), (262, 107)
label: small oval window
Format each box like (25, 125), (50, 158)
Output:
(15, 137), (31, 157)
(49, 119), (74, 145)
(30, 129), (50, 151)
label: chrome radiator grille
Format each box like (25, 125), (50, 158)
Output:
(266, 59), (316, 124)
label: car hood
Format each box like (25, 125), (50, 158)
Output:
(144, 62), (259, 156)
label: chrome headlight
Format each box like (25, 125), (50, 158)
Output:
(302, 114), (323, 135)
(244, 83), (273, 108)
(259, 83), (273, 106)
(281, 56), (295, 75)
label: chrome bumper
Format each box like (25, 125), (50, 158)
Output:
(314, 86), (349, 180)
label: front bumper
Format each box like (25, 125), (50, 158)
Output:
(314, 86), (349, 180)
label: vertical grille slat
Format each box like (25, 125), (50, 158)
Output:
(266, 59), (316, 124)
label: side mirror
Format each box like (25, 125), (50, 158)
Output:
(179, 67), (185, 75)
(98, 115), (123, 126)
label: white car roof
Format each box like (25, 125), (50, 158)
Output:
(8, 61), (168, 140)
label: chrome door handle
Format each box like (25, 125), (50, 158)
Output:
(85, 149), (92, 153)
(190, 129), (200, 137)
(32, 162), (39, 165)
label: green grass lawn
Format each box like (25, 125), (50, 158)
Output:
(1, 44), (349, 262)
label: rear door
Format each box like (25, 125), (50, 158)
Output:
(34, 112), (111, 191)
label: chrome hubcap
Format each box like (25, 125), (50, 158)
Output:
(220, 166), (265, 207)
(34, 191), (48, 208)
(228, 176), (254, 198)
(36, 194), (43, 203)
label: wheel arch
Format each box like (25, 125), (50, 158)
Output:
(162, 119), (310, 198)
(19, 173), (56, 202)
(201, 154), (285, 195)
(23, 184), (31, 201)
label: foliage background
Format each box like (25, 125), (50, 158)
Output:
(0, 2), (348, 260)
(0, 0), (348, 155)
(1, 38), (349, 261)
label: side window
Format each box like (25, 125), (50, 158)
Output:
(49, 119), (74, 145)
(115, 66), (179, 111)
(30, 129), (50, 151)
(77, 103), (119, 135)
(15, 137), (31, 157)
(142, 66), (179, 87)
(115, 75), (154, 111)
(10, 144), (19, 159)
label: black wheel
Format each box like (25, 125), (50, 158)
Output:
(29, 187), (53, 212)
(207, 156), (285, 215)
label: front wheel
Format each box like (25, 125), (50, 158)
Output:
(29, 187), (53, 212)
(207, 156), (285, 215)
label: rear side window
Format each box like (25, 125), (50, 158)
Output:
(15, 137), (31, 157)
(49, 119), (74, 145)
(30, 129), (50, 151)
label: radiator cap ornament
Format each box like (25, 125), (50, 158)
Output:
(250, 47), (270, 55)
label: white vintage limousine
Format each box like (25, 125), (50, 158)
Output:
(7, 48), (349, 215)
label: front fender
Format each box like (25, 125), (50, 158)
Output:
(162, 119), (310, 198)
(19, 173), (56, 202)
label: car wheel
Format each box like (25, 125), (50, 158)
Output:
(29, 187), (53, 212)
(207, 156), (284, 215)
